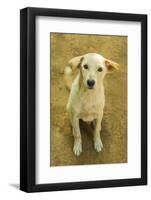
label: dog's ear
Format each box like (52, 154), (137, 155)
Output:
(68, 56), (84, 71)
(105, 59), (119, 72)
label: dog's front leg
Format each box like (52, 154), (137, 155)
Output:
(93, 116), (103, 152)
(71, 116), (82, 156)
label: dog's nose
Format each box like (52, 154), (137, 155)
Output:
(87, 79), (95, 88)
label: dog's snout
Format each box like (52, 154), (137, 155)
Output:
(87, 79), (95, 88)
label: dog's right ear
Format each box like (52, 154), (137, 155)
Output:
(68, 56), (84, 71)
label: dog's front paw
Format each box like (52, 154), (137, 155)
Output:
(73, 141), (82, 156)
(94, 138), (103, 152)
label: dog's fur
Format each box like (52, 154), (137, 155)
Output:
(64, 53), (119, 156)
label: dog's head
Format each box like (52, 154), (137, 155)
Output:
(68, 53), (119, 89)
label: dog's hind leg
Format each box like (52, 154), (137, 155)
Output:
(90, 119), (96, 130)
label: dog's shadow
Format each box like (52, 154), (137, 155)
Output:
(79, 118), (109, 146)
(79, 119), (94, 137)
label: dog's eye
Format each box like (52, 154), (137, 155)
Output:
(83, 64), (88, 69)
(98, 67), (103, 72)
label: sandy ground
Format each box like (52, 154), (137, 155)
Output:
(50, 33), (127, 166)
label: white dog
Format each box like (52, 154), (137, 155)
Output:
(64, 53), (119, 156)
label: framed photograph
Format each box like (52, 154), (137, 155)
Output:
(20, 7), (147, 192)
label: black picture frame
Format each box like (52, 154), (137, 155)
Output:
(20, 7), (147, 192)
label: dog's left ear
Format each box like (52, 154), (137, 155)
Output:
(105, 59), (119, 72)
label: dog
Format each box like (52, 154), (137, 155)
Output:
(64, 53), (119, 156)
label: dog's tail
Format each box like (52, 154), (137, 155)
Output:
(64, 65), (73, 91)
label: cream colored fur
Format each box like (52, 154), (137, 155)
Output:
(64, 53), (119, 156)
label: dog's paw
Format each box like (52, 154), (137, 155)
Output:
(94, 138), (103, 152)
(73, 141), (82, 156)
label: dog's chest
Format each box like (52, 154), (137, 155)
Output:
(78, 91), (104, 122)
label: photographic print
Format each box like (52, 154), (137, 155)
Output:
(20, 7), (147, 192)
(50, 33), (127, 166)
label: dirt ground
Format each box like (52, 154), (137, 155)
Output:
(50, 33), (127, 166)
